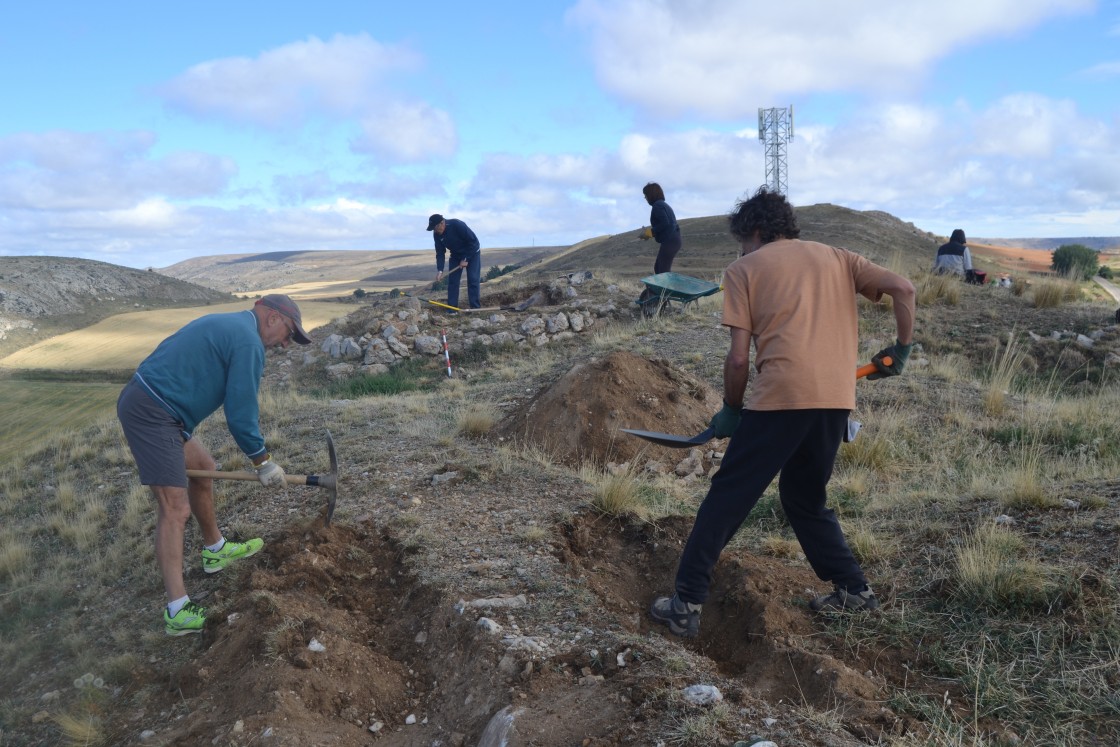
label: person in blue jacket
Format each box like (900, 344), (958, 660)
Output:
(116, 294), (312, 636)
(427, 213), (482, 310)
(640, 182), (683, 274)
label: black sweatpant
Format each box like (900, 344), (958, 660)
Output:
(653, 233), (682, 274)
(674, 408), (866, 604)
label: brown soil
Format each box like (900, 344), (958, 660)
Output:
(495, 350), (721, 466)
(94, 339), (943, 747)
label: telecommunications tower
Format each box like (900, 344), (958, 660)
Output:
(758, 106), (794, 196)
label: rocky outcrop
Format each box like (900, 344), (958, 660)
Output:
(0, 257), (228, 320)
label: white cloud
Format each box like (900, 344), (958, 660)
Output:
(352, 101), (458, 162)
(974, 94), (1073, 158)
(106, 198), (179, 229)
(157, 33), (422, 127)
(566, 0), (1094, 118)
(1079, 60), (1120, 76)
(0, 130), (235, 210)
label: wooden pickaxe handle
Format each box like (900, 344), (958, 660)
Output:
(185, 470), (337, 490)
(856, 356), (893, 379)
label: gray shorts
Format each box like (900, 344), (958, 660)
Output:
(117, 378), (189, 488)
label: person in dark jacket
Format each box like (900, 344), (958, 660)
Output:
(932, 229), (973, 277)
(116, 294), (312, 635)
(427, 213), (482, 310)
(639, 182), (683, 274)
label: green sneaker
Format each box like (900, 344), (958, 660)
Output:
(164, 601), (206, 636)
(202, 537), (264, 574)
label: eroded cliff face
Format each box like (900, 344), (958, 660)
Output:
(0, 256), (226, 319)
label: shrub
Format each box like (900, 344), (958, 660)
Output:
(1050, 244), (1099, 280)
(484, 264), (520, 281)
(352, 288), (366, 298)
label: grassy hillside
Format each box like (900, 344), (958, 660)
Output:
(0, 377), (123, 467)
(160, 246), (564, 296)
(0, 299), (348, 372)
(528, 203), (941, 281)
(0, 300), (353, 466)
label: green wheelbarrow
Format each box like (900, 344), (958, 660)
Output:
(636, 272), (722, 316)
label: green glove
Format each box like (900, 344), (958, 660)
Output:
(710, 401), (742, 438)
(867, 340), (913, 380)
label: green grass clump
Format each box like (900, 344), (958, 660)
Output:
(318, 357), (443, 398)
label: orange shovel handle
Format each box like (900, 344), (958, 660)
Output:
(856, 356), (893, 379)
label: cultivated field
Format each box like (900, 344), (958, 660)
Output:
(0, 300), (349, 372)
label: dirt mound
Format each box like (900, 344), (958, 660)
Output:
(496, 350), (721, 466)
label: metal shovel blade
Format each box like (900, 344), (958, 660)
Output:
(620, 426), (716, 448)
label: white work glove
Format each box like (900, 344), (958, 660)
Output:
(256, 459), (287, 490)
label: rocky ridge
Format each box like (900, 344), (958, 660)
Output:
(0, 256), (230, 348)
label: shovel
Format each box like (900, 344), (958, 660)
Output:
(415, 290), (543, 314)
(621, 358), (890, 448)
(186, 431), (340, 526)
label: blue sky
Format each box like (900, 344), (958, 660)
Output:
(0, 0), (1116, 269)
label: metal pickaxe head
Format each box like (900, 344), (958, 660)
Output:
(185, 429), (340, 527)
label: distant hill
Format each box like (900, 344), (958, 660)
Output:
(160, 246), (564, 294)
(157, 204), (950, 293)
(974, 237), (1120, 252)
(528, 203), (942, 281)
(0, 256), (231, 358)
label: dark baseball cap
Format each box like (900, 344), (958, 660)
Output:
(255, 294), (311, 344)
(426, 213), (444, 231)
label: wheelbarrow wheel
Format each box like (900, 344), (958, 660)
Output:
(639, 292), (670, 318)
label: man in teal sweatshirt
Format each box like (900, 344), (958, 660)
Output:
(117, 294), (311, 635)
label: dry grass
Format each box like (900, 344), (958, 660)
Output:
(916, 272), (962, 306)
(456, 404), (499, 436)
(1029, 277), (1081, 308)
(952, 523), (1051, 611)
(0, 533), (30, 581)
(581, 466), (643, 516)
(984, 329), (1028, 416)
(52, 707), (104, 747)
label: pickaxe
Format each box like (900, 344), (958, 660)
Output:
(187, 430), (339, 526)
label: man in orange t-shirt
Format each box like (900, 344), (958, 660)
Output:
(650, 187), (916, 638)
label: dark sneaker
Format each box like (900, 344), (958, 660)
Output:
(650, 593), (701, 638)
(810, 585), (880, 613)
(202, 538), (263, 574)
(164, 601), (206, 636)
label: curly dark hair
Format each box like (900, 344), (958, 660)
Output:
(728, 186), (799, 243)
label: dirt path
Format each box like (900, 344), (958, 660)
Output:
(1093, 275), (1120, 304)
